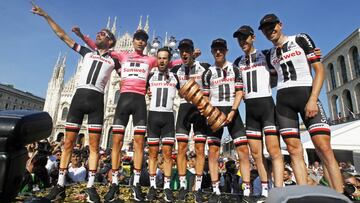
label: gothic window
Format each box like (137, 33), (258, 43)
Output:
(61, 107), (69, 121)
(352, 47), (360, 77)
(328, 63), (336, 89)
(339, 55), (348, 84)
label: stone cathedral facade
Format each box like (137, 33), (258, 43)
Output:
(43, 16), (181, 150)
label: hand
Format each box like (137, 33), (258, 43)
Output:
(305, 99), (319, 119)
(198, 103), (206, 115)
(314, 48), (322, 57)
(193, 48), (201, 58)
(72, 26), (83, 38)
(225, 110), (235, 124)
(147, 90), (152, 99)
(31, 2), (47, 17)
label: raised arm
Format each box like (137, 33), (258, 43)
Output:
(31, 3), (75, 48)
(79, 34), (98, 50)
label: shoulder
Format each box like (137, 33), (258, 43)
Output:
(260, 49), (270, 56)
(170, 64), (182, 73)
(233, 56), (243, 66)
(199, 62), (211, 69)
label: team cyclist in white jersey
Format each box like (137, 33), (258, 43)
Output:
(170, 39), (210, 203)
(202, 38), (252, 203)
(233, 25), (284, 198)
(32, 4), (120, 203)
(145, 47), (180, 202)
(259, 13), (343, 193)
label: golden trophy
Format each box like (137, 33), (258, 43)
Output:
(179, 78), (226, 132)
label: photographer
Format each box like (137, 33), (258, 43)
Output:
(342, 172), (360, 200)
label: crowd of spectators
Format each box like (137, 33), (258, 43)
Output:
(19, 139), (360, 201)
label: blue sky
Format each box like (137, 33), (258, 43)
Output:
(0, 0), (359, 116)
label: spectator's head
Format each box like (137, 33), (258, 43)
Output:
(284, 167), (293, 181)
(71, 150), (82, 167)
(313, 161), (320, 168)
(225, 159), (237, 174)
(339, 161), (347, 169)
(343, 172), (360, 186)
(53, 149), (62, 160)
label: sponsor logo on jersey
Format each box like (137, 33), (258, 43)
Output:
(150, 81), (177, 87)
(89, 55), (113, 64)
(240, 61), (267, 71)
(211, 77), (235, 85)
(272, 50), (302, 64)
(123, 67), (147, 73)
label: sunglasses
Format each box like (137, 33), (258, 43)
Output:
(97, 31), (111, 40)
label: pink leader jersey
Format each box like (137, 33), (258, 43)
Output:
(83, 36), (181, 95)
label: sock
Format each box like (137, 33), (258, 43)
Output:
(57, 168), (67, 187)
(261, 181), (269, 197)
(150, 174), (156, 188)
(164, 176), (171, 189)
(112, 169), (119, 185)
(179, 175), (187, 189)
(243, 182), (251, 196)
(212, 180), (221, 195)
(87, 170), (96, 188)
(194, 175), (203, 191)
(133, 168), (141, 186)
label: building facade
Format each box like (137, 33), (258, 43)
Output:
(0, 83), (44, 111)
(323, 28), (360, 124)
(43, 16), (182, 150)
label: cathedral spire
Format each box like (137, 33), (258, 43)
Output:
(55, 52), (61, 66)
(111, 16), (117, 34)
(164, 32), (168, 46)
(61, 53), (67, 67)
(137, 15), (143, 30)
(59, 53), (66, 79)
(144, 15), (149, 33)
(106, 16), (111, 29)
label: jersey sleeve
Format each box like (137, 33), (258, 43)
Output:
(263, 49), (278, 88)
(170, 64), (181, 74)
(174, 74), (181, 90)
(113, 58), (121, 76)
(200, 62), (211, 69)
(146, 72), (154, 90)
(233, 56), (242, 67)
(82, 35), (98, 50)
(150, 57), (157, 69)
(202, 69), (211, 96)
(296, 33), (321, 63)
(233, 66), (243, 92)
(72, 43), (92, 57)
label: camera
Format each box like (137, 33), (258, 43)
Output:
(344, 182), (360, 199)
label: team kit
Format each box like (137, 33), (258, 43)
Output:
(32, 3), (343, 203)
